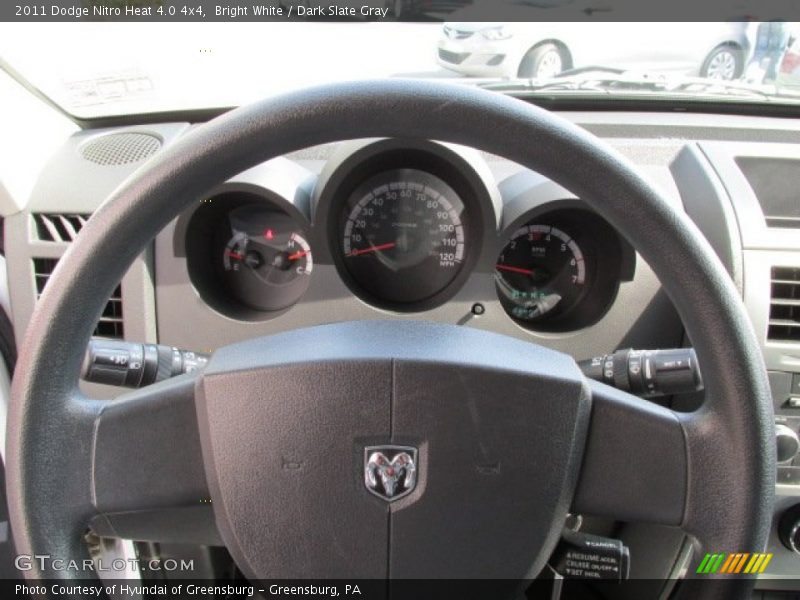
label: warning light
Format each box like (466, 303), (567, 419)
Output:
(264, 229), (274, 240)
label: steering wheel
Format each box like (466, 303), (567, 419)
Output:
(8, 81), (775, 598)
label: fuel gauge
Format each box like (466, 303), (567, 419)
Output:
(217, 205), (313, 312)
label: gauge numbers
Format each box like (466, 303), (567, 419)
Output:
(339, 169), (468, 306)
(495, 224), (586, 323)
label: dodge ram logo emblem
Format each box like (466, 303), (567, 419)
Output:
(364, 446), (417, 501)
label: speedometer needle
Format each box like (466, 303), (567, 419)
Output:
(347, 242), (396, 257)
(495, 264), (535, 276)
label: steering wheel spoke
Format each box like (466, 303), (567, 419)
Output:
(575, 376), (776, 593)
(88, 373), (217, 545)
(573, 379), (687, 526)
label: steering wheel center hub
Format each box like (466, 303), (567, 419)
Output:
(196, 321), (590, 579)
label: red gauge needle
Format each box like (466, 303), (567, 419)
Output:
(225, 250), (244, 261)
(347, 242), (396, 257)
(495, 264), (535, 276)
(287, 250), (309, 261)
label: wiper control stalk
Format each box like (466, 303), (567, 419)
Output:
(578, 348), (703, 398)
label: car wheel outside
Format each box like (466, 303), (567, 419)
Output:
(701, 44), (743, 80)
(518, 43), (567, 79)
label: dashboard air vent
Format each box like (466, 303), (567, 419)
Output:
(768, 266), (800, 343)
(80, 132), (161, 166)
(33, 213), (90, 242)
(33, 258), (124, 339)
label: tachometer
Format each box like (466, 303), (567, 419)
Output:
(339, 168), (467, 307)
(494, 208), (628, 333)
(495, 224), (587, 323)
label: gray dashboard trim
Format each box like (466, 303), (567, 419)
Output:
(698, 142), (800, 251)
(5, 122), (189, 397)
(563, 111), (800, 143)
(683, 142), (800, 378)
(670, 143), (744, 293)
(25, 123), (189, 215)
(152, 140), (681, 358)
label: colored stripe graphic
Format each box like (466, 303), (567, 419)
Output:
(751, 553), (767, 573)
(696, 553), (712, 574)
(734, 553), (749, 573)
(712, 554), (726, 573)
(722, 554), (741, 574)
(744, 554), (760, 573)
(696, 554), (711, 573)
(758, 554), (773, 573)
(719, 553), (734, 573)
(696, 553), (725, 574)
(710, 554), (725, 573)
(697, 553), (774, 575)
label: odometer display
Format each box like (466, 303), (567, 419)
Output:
(339, 169), (467, 307)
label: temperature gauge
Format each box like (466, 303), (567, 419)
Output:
(218, 205), (313, 312)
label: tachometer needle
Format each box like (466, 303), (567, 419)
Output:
(495, 264), (535, 276)
(287, 250), (309, 261)
(347, 242), (396, 257)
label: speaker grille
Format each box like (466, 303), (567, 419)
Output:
(80, 132), (161, 166)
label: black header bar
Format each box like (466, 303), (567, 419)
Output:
(3, 0), (800, 22)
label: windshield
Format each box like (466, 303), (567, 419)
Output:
(3, 20), (800, 119)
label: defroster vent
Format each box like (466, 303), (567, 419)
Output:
(33, 213), (90, 242)
(33, 258), (124, 339)
(769, 266), (800, 343)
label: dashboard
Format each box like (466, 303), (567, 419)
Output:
(179, 138), (633, 333)
(5, 121), (689, 360)
(4, 108), (800, 586)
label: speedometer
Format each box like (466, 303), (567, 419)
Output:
(338, 168), (467, 307)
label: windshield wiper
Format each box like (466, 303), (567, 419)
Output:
(481, 67), (779, 102)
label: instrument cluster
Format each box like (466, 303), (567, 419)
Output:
(182, 140), (633, 333)
(495, 208), (628, 332)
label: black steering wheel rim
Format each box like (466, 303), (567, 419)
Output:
(7, 80), (775, 597)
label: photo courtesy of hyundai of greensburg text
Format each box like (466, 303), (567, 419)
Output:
(2, 1), (800, 599)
